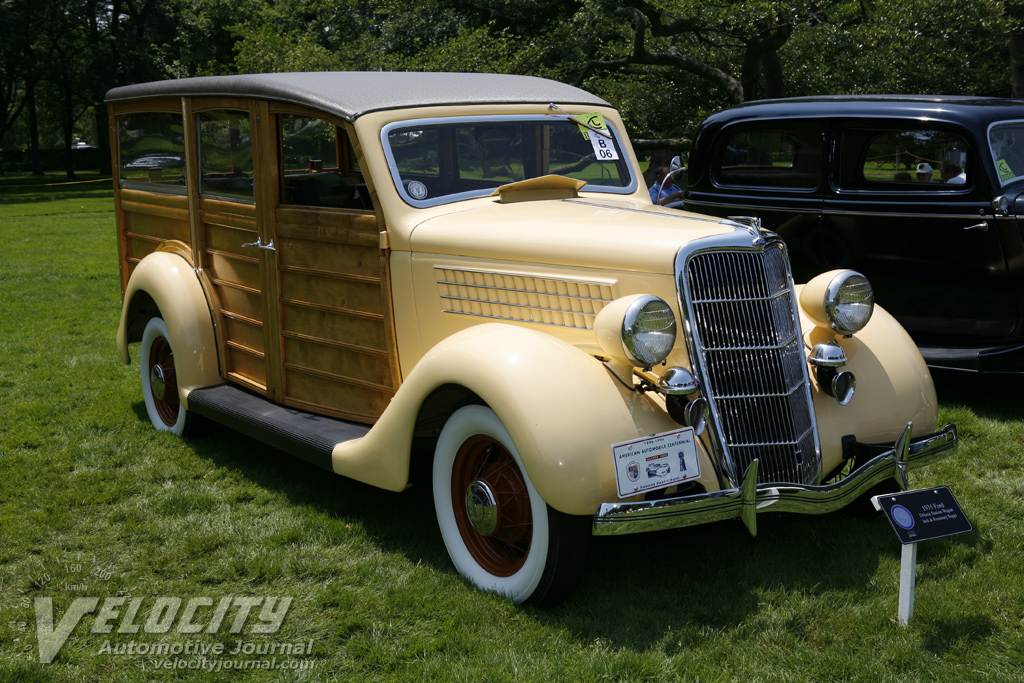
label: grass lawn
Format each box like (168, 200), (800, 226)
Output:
(0, 172), (1022, 682)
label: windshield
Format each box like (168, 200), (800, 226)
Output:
(989, 121), (1024, 186)
(382, 115), (635, 207)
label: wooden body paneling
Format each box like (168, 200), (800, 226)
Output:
(118, 189), (190, 289)
(274, 207), (393, 422)
(198, 198), (267, 391)
(112, 98), (399, 425)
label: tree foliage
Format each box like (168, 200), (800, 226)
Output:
(0, 0), (1020, 173)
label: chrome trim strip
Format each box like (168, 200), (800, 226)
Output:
(439, 309), (596, 329)
(439, 295), (601, 315)
(434, 266), (614, 291)
(593, 424), (958, 536)
(821, 209), (991, 219)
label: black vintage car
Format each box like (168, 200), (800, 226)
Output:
(684, 95), (1024, 373)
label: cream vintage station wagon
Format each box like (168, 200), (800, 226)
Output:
(106, 72), (956, 605)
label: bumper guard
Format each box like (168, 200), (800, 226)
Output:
(593, 422), (957, 536)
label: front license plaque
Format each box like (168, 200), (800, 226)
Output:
(611, 427), (700, 498)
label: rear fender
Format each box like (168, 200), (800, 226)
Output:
(116, 251), (221, 405)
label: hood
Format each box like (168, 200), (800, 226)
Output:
(406, 196), (734, 275)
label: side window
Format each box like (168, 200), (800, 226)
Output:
(198, 109), (254, 202)
(843, 128), (970, 188)
(988, 122), (1024, 186)
(279, 114), (371, 210)
(118, 112), (186, 194)
(714, 125), (822, 189)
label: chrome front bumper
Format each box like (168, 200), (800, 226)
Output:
(593, 423), (957, 537)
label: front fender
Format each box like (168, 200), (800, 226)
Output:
(331, 323), (708, 514)
(116, 251), (222, 404)
(797, 291), (938, 474)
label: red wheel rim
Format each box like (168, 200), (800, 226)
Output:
(450, 435), (533, 577)
(148, 336), (180, 427)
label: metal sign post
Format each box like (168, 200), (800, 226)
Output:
(872, 486), (972, 626)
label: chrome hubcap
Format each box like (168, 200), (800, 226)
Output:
(464, 480), (498, 536)
(150, 364), (166, 401)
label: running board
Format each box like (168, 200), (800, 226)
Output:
(186, 384), (370, 471)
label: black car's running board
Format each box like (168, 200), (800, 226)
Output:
(185, 384), (370, 471)
(918, 342), (1024, 374)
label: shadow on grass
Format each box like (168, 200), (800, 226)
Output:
(920, 613), (997, 656)
(128, 397), (991, 651)
(932, 368), (1024, 421)
(129, 400), (451, 571)
(0, 174), (114, 204)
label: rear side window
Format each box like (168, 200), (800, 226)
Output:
(118, 112), (186, 194)
(279, 114), (372, 210)
(714, 125), (822, 190)
(840, 128), (971, 188)
(198, 109), (254, 202)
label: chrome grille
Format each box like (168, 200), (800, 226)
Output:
(683, 243), (819, 485)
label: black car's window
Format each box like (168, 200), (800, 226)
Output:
(989, 122), (1024, 186)
(118, 112), (187, 195)
(842, 128), (970, 188)
(714, 125), (822, 189)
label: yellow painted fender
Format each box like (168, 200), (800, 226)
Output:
(332, 323), (711, 515)
(116, 251), (222, 406)
(796, 288), (938, 474)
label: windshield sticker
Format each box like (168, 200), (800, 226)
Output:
(572, 112), (609, 140)
(997, 158), (1016, 183)
(572, 113), (619, 161)
(407, 180), (429, 200)
(589, 133), (619, 161)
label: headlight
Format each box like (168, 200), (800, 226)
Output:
(800, 270), (874, 335)
(595, 295), (677, 368)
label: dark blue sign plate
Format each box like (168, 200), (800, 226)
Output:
(874, 486), (972, 544)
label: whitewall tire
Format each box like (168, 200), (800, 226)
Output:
(432, 405), (589, 605)
(140, 317), (191, 437)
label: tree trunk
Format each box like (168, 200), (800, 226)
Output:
(762, 51), (785, 99)
(27, 78), (42, 176)
(1012, 30), (1024, 98)
(95, 106), (111, 175)
(63, 79), (75, 180)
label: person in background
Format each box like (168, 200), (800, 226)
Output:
(941, 160), (967, 184)
(916, 162), (935, 182)
(649, 166), (685, 205)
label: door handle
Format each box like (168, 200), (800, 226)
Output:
(964, 222), (989, 232)
(241, 237), (276, 251)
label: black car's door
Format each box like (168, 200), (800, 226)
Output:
(823, 122), (1018, 344)
(684, 121), (828, 284)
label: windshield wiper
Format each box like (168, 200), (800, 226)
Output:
(548, 103), (612, 139)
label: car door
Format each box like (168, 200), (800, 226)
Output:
(823, 121), (1018, 342)
(186, 99), (280, 397)
(684, 121), (827, 284)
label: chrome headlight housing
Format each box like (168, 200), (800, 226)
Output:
(800, 270), (874, 335)
(595, 295), (677, 368)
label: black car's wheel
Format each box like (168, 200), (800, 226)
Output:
(140, 317), (192, 436)
(432, 405), (590, 606)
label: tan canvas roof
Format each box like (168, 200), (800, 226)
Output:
(105, 72), (610, 121)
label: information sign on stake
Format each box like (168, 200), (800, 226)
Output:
(871, 486), (972, 626)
